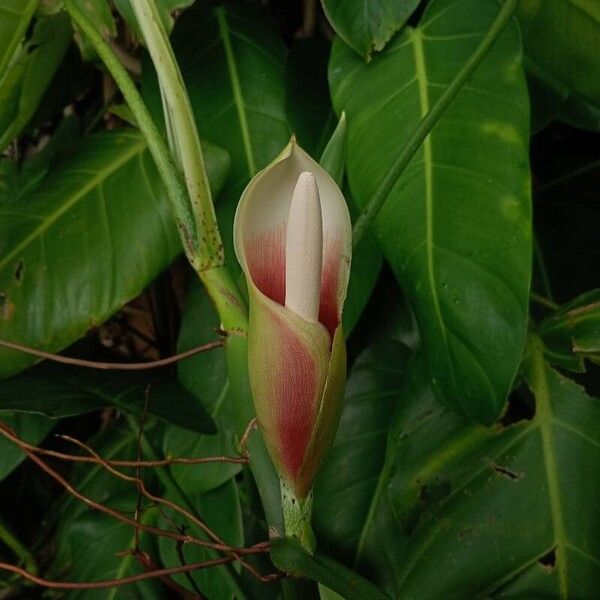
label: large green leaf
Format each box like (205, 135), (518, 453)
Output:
(316, 338), (600, 598)
(143, 2), (290, 265)
(321, 0), (421, 59)
(0, 364), (216, 433)
(0, 12), (72, 150)
(0, 0), (38, 78)
(517, 0), (600, 131)
(314, 341), (411, 592)
(538, 288), (600, 372)
(0, 412), (54, 481)
(52, 492), (163, 600)
(163, 280), (241, 495)
(330, 0), (532, 423)
(157, 481), (244, 599)
(0, 129), (229, 378)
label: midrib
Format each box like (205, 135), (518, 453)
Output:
(409, 29), (450, 370)
(531, 339), (569, 597)
(0, 136), (146, 274)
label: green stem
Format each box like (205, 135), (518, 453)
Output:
(0, 518), (37, 576)
(280, 480), (315, 554)
(530, 292), (559, 311)
(67, 0), (282, 547)
(351, 0), (522, 247)
(63, 0), (199, 268)
(270, 538), (391, 600)
(130, 0), (223, 270)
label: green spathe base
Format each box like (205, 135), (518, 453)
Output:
(281, 478), (316, 554)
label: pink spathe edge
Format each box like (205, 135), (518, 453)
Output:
(245, 227), (344, 338)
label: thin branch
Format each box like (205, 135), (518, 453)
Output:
(134, 388), (151, 550)
(0, 423), (265, 555)
(59, 433), (274, 582)
(6, 428), (246, 467)
(136, 550), (205, 600)
(0, 556), (235, 590)
(530, 292), (559, 311)
(0, 338), (223, 370)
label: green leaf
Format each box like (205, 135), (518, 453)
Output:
(330, 0), (532, 423)
(392, 341), (600, 597)
(270, 537), (390, 600)
(0, 0), (38, 78)
(0, 364), (216, 433)
(69, 0), (116, 61)
(314, 341), (411, 592)
(0, 129), (229, 378)
(114, 0), (196, 38)
(0, 412), (54, 481)
(157, 480), (245, 599)
(143, 2), (290, 265)
(539, 288), (600, 372)
(516, 0), (600, 131)
(316, 337), (600, 597)
(321, 0), (421, 59)
(0, 12), (72, 150)
(52, 492), (163, 600)
(165, 280), (241, 495)
(0, 115), (82, 204)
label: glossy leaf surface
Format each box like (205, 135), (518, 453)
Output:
(539, 289), (600, 372)
(157, 481), (244, 599)
(0, 364), (216, 433)
(0, 0), (38, 78)
(517, 0), (600, 131)
(0, 13), (71, 150)
(53, 492), (163, 600)
(164, 280), (242, 495)
(321, 0), (421, 59)
(330, 0), (532, 423)
(0, 412), (54, 480)
(315, 338), (600, 597)
(0, 129), (229, 378)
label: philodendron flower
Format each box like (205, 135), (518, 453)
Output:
(234, 138), (352, 505)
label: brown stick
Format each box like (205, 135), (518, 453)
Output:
(0, 338), (223, 370)
(0, 424), (246, 468)
(0, 422), (265, 555)
(0, 557), (235, 590)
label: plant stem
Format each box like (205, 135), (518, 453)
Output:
(351, 0), (522, 247)
(0, 518), (37, 576)
(530, 292), (559, 311)
(280, 480), (315, 554)
(63, 0), (199, 268)
(130, 0), (223, 270)
(66, 0), (283, 546)
(270, 538), (391, 600)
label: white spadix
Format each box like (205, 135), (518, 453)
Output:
(285, 171), (323, 323)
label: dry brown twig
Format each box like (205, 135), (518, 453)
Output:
(0, 421), (280, 594)
(0, 337), (224, 370)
